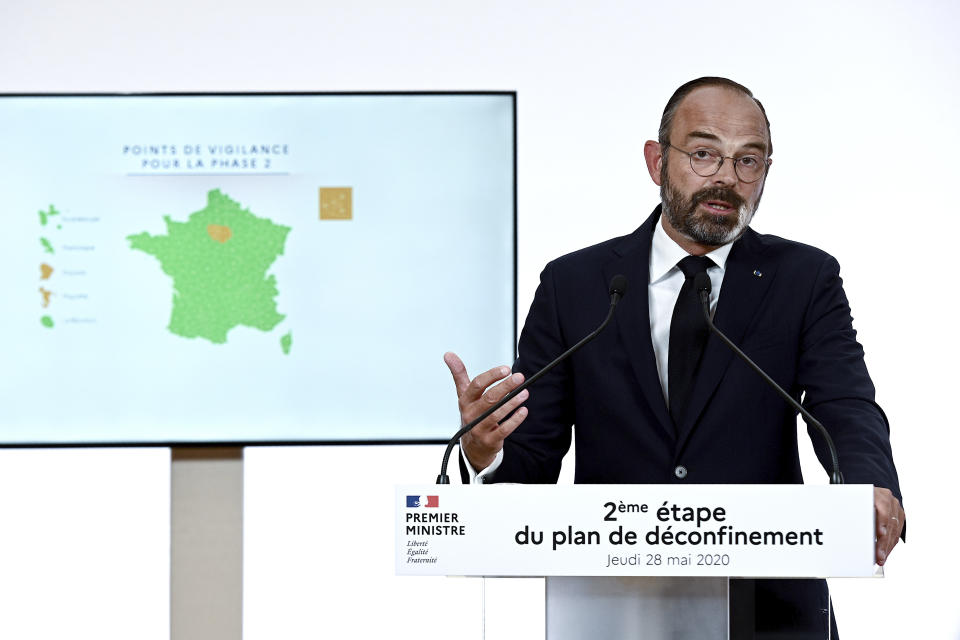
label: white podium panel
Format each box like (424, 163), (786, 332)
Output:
(396, 484), (876, 578)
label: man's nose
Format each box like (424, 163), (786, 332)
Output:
(712, 157), (739, 186)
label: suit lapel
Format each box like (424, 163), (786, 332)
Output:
(676, 229), (776, 450)
(603, 207), (675, 442)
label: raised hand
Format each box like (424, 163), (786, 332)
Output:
(444, 352), (529, 471)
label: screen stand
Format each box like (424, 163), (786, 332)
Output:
(170, 447), (243, 640)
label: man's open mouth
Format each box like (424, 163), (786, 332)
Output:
(701, 200), (734, 213)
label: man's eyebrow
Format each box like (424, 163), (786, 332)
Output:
(741, 140), (768, 154)
(685, 130), (768, 154)
(686, 130), (721, 143)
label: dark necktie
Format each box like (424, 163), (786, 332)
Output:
(668, 255), (714, 427)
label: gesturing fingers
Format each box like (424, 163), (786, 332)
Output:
(463, 367), (516, 403)
(444, 350), (532, 472)
(446, 353), (520, 403)
(444, 351), (528, 425)
(494, 405), (528, 440)
(479, 387), (530, 430)
(462, 392), (529, 471)
(470, 371), (523, 417)
(455, 364), (530, 471)
(443, 352), (472, 397)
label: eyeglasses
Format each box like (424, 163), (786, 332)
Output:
(666, 143), (769, 184)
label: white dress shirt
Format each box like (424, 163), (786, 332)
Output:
(648, 218), (731, 403)
(463, 217), (734, 483)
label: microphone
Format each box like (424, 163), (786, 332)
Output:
(693, 272), (844, 485)
(436, 274), (629, 484)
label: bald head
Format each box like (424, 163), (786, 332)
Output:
(659, 77), (772, 156)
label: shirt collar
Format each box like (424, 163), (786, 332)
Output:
(649, 214), (734, 284)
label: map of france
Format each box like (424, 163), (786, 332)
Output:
(128, 189), (292, 349)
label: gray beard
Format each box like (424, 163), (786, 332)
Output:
(660, 174), (758, 247)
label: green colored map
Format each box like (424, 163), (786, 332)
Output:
(41, 315), (54, 328)
(127, 189), (291, 346)
(38, 205), (60, 226)
(40, 237), (55, 254)
(280, 331), (293, 355)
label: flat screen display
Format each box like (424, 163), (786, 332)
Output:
(0, 93), (516, 446)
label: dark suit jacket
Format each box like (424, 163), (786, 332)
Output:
(489, 206), (901, 499)
(474, 206), (903, 636)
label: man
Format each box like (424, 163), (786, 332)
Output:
(444, 77), (904, 636)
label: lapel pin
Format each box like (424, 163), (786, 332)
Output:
(753, 269), (763, 278)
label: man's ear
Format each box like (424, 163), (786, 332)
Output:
(644, 140), (664, 187)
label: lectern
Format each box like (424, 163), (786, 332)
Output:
(396, 484), (878, 639)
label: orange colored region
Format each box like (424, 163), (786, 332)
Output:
(40, 263), (54, 280)
(39, 287), (52, 308)
(206, 224), (233, 243)
(319, 187), (353, 220)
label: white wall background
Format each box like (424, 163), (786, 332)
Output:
(0, 0), (957, 637)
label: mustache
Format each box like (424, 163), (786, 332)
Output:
(691, 187), (746, 211)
